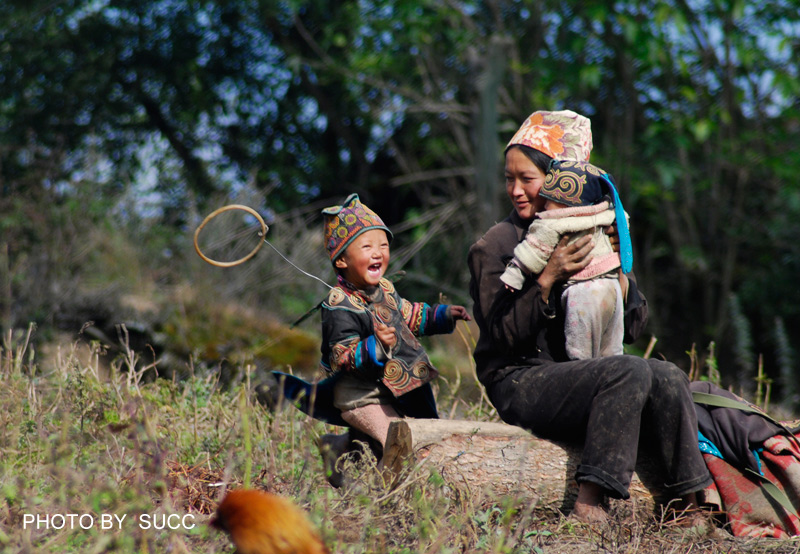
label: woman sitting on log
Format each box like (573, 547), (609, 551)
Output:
(466, 109), (712, 524)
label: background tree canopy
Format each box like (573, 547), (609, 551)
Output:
(2, 0), (800, 403)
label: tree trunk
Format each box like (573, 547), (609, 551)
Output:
(382, 419), (666, 515)
(474, 35), (509, 233)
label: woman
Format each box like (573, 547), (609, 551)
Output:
(467, 110), (712, 523)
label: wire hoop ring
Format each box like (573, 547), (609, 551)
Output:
(193, 204), (268, 268)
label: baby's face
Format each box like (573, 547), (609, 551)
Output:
(544, 199), (568, 211)
(334, 229), (390, 289)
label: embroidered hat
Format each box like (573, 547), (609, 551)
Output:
(541, 160), (633, 273)
(506, 110), (593, 161)
(322, 193), (393, 262)
(540, 160), (608, 207)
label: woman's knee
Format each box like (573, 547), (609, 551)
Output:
(603, 355), (653, 386)
(646, 358), (689, 382)
(646, 358), (692, 402)
(592, 355), (654, 405)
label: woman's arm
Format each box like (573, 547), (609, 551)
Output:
(604, 224), (649, 342)
(470, 220), (647, 358)
(622, 273), (648, 343)
(468, 224), (555, 354)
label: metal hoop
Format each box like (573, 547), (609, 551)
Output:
(193, 204), (268, 268)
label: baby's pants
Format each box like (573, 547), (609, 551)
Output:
(562, 277), (624, 360)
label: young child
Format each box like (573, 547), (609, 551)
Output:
(500, 160), (632, 360)
(319, 193), (471, 456)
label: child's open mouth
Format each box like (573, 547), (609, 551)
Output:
(367, 263), (382, 276)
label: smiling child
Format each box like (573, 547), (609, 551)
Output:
(319, 193), (470, 460)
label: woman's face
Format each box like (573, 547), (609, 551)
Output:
(505, 147), (548, 221)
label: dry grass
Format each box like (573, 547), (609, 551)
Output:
(2, 326), (800, 554)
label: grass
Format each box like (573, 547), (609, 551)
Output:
(2, 325), (800, 553)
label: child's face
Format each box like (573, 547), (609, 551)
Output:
(544, 199), (568, 211)
(334, 228), (390, 289)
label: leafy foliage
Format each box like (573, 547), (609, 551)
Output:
(3, 0), (800, 396)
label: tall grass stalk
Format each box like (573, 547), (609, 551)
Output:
(754, 355), (773, 412)
(1, 322), (35, 377)
(728, 293), (754, 389)
(775, 316), (797, 408)
(241, 365), (253, 490)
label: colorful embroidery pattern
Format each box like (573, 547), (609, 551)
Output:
(541, 160), (610, 208)
(322, 194), (392, 261)
(506, 110), (593, 162)
(543, 167), (586, 204)
(321, 278), (455, 396)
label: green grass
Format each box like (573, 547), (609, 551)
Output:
(1, 327), (799, 553)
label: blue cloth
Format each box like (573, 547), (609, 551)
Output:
(600, 173), (633, 273)
(698, 430), (724, 459)
(698, 429), (764, 476)
(272, 371), (348, 427)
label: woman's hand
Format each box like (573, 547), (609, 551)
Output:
(375, 322), (397, 351)
(605, 225), (630, 301)
(618, 270), (629, 302)
(605, 224), (620, 252)
(537, 235), (593, 302)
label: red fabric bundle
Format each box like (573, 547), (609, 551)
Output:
(701, 434), (800, 538)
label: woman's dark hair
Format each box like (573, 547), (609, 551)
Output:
(505, 144), (553, 174)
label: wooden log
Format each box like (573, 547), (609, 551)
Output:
(382, 418), (667, 515)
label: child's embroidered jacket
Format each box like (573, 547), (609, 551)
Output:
(320, 277), (456, 397)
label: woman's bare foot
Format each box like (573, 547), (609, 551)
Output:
(667, 492), (710, 530)
(571, 482), (609, 525)
(571, 501), (609, 524)
(675, 511), (709, 529)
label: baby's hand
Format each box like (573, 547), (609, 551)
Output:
(450, 306), (472, 322)
(375, 322), (397, 351)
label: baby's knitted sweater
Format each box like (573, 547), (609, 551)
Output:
(501, 201), (623, 290)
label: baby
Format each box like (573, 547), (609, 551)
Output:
(500, 160), (632, 360)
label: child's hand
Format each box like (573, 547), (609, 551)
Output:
(375, 322), (397, 351)
(450, 306), (472, 322)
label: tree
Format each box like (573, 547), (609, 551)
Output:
(3, 0), (800, 394)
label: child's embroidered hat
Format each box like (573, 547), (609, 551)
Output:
(540, 160), (608, 207)
(541, 160), (633, 273)
(506, 110), (593, 162)
(322, 193), (392, 262)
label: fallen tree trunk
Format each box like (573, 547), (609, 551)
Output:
(382, 418), (667, 515)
